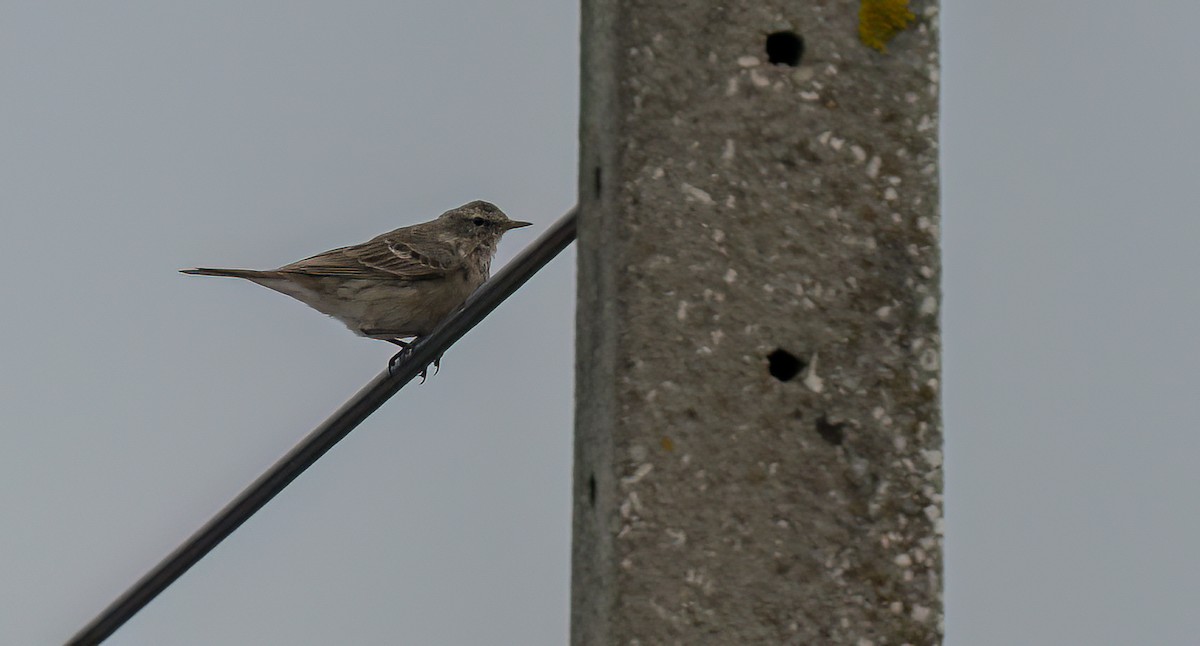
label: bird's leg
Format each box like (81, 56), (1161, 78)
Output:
(385, 337), (431, 382)
(362, 328), (411, 373)
(385, 338), (414, 379)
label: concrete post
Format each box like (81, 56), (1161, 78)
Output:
(574, 1), (941, 644)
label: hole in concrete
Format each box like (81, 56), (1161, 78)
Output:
(766, 31), (804, 66)
(768, 349), (804, 382)
(588, 474), (597, 507)
(815, 415), (845, 445)
(593, 166), (602, 199)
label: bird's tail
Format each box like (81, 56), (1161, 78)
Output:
(180, 267), (273, 279)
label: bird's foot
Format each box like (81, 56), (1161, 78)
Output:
(385, 338), (436, 382)
(387, 347), (412, 378)
(386, 338), (413, 378)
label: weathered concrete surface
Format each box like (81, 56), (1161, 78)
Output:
(573, 1), (942, 644)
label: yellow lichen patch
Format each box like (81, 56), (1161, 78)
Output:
(660, 436), (675, 452)
(859, 0), (916, 52)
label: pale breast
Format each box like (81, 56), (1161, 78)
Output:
(355, 267), (485, 337)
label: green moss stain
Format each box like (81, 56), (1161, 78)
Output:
(859, 0), (916, 52)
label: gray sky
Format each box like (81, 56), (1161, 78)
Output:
(2, 1), (1198, 645)
(942, 1), (1200, 644)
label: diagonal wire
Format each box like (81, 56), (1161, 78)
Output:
(66, 207), (578, 646)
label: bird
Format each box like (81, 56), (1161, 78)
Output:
(181, 200), (532, 377)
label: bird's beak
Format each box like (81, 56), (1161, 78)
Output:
(506, 220), (533, 230)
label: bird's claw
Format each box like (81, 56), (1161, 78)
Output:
(416, 356), (441, 382)
(386, 339), (438, 383)
(388, 345), (413, 377)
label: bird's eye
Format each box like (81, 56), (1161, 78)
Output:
(472, 217), (487, 226)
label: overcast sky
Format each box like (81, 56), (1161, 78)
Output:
(2, 1), (1198, 645)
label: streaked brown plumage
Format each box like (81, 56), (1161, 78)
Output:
(182, 200), (531, 345)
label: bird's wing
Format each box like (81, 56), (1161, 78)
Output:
(279, 232), (460, 281)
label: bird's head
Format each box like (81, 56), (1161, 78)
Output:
(439, 201), (532, 244)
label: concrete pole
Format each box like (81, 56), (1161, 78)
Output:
(574, 0), (941, 644)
